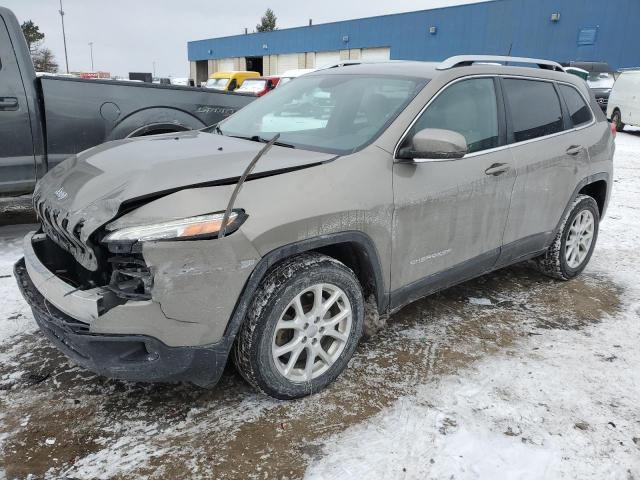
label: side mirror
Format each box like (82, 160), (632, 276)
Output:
(397, 128), (468, 161)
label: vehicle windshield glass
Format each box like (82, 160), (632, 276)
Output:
(586, 72), (615, 89)
(236, 79), (267, 93)
(206, 78), (230, 89)
(218, 74), (427, 154)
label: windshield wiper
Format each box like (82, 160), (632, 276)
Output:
(203, 126), (295, 150)
(200, 122), (224, 134)
(253, 135), (296, 149)
(227, 134), (295, 149)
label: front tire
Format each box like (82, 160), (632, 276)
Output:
(233, 253), (364, 399)
(534, 195), (600, 280)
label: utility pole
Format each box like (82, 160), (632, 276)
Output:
(152, 61), (156, 77)
(59, 0), (69, 73)
(88, 42), (94, 71)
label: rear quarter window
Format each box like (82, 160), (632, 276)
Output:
(559, 84), (593, 127)
(503, 79), (564, 143)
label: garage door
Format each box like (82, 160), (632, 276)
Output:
(315, 51), (341, 68)
(361, 47), (390, 62)
(277, 53), (299, 74)
(217, 58), (235, 71)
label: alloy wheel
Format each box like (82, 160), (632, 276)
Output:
(271, 283), (352, 382)
(565, 209), (595, 268)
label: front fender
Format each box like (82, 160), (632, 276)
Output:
(223, 231), (388, 341)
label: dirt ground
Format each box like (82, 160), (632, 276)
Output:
(2, 131), (639, 480)
(0, 262), (620, 479)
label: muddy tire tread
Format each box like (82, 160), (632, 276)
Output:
(233, 252), (362, 398)
(534, 194), (599, 280)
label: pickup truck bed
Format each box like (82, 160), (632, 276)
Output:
(39, 75), (254, 168)
(0, 6), (255, 196)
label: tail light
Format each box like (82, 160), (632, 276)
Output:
(610, 122), (617, 138)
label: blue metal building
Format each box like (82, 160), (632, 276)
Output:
(187, 0), (639, 83)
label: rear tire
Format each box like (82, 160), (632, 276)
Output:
(612, 109), (625, 132)
(233, 253), (364, 399)
(534, 195), (599, 280)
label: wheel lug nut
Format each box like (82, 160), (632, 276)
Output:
(312, 338), (317, 345)
(320, 327), (325, 333)
(304, 323), (309, 329)
(302, 337), (307, 343)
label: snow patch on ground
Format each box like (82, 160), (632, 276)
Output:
(468, 297), (492, 306)
(59, 434), (167, 480)
(0, 228), (36, 347)
(305, 131), (640, 479)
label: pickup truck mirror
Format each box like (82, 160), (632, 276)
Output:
(397, 128), (468, 162)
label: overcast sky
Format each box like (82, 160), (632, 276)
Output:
(4, 0), (488, 78)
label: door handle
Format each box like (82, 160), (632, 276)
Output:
(0, 97), (18, 111)
(566, 145), (583, 156)
(484, 163), (510, 176)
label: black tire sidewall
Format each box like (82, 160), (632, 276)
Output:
(251, 261), (363, 399)
(558, 198), (599, 279)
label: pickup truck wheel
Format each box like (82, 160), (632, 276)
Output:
(534, 195), (599, 280)
(611, 109), (625, 132)
(233, 253), (364, 399)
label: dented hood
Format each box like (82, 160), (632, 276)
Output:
(34, 130), (333, 240)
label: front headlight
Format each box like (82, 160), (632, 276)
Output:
(103, 211), (243, 242)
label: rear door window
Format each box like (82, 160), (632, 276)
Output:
(559, 84), (593, 127)
(503, 79), (564, 142)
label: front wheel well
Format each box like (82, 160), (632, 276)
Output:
(126, 123), (192, 138)
(579, 180), (607, 215)
(313, 242), (381, 308)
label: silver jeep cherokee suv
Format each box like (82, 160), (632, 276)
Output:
(15, 56), (614, 399)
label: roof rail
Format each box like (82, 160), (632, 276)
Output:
(437, 55), (565, 72)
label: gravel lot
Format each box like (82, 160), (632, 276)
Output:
(0, 131), (639, 480)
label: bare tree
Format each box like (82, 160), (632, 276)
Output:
(33, 48), (59, 73)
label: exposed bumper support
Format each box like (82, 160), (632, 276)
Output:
(23, 231), (106, 322)
(14, 257), (232, 387)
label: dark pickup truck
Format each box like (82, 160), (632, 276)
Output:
(0, 6), (255, 196)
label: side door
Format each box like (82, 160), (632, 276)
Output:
(0, 15), (35, 195)
(499, 77), (591, 263)
(629, 74), (640, 125)
(616, 75), (632, 125)
(391, 76), (516, 307)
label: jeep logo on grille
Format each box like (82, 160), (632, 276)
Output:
(54, 187), (68, 200)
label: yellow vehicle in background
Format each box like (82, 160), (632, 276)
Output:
(205, 71), (260, 91)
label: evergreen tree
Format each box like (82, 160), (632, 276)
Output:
(256, 9), (277, 32)
(21, 20), (45, 54)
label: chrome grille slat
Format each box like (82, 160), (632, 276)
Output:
(35, 195), (98, 271)
(52, 210), (86, 254)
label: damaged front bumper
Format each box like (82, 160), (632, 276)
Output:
(14, 232), (234, 387)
